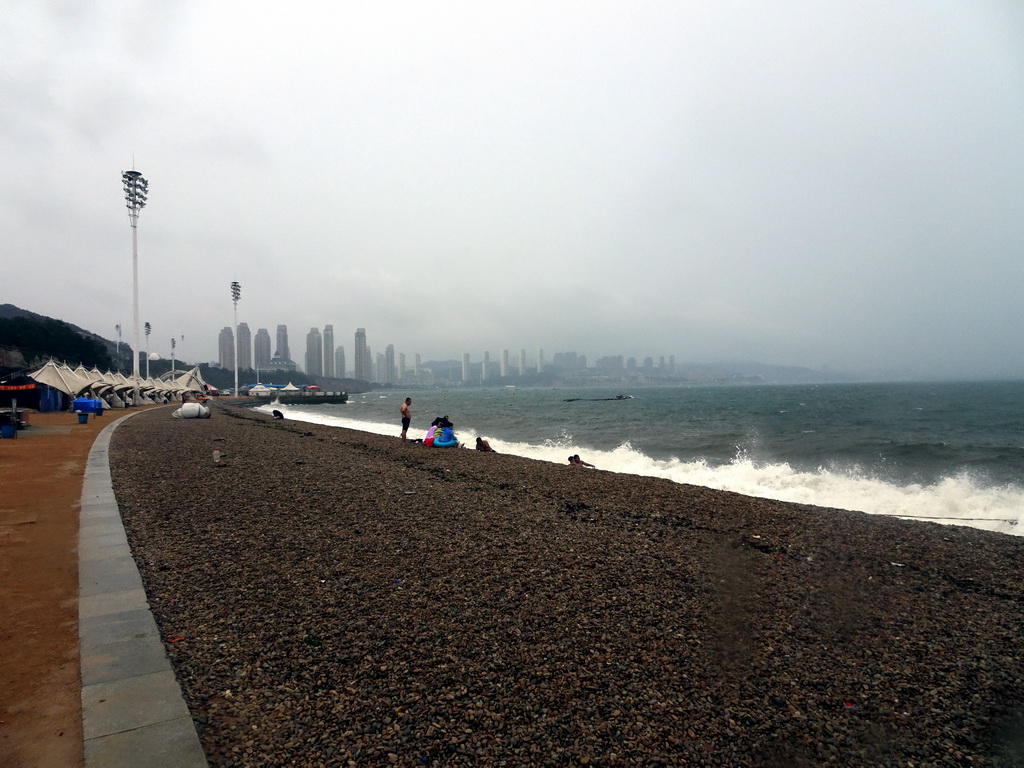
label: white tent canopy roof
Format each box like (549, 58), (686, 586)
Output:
(28, 360), (89, 397)
(26, 360), (208, 401)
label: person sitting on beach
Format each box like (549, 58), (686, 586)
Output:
(568, 454), (595, 468)
(424, 424), (439, 446)
(476, 437), (497, 453)
(434, 426), (459, 447)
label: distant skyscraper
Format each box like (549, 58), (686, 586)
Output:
(236, 323), (252, 371)
(354, 328), (368, 380)
(500, 349), (509, 378)
(305, 328), (323, 376)
(218, 327), (234, 370)
(462, 353), (470, 382)
(385, 344), (396, 384)
(482, 351), (490, 381)
(414, 353), (421, 378)
(537, 348), (545, 373)
(376, 352), (385, 383)
(336, 346), (346, 378)
(276, 325), (290, 360)
(254, 328), (272, 370)
(519, 349), (526, 375)
(323, 325), (335, 378)
(398, 352), (406, 383)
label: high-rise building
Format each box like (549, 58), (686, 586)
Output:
(482, 351), (490, 381)
(519, 349), (526, 375)
(462, 353), (470, 382)
(596, 355), (624, 373)
(354, 328), (368, 380)
(537, 348), (545, 373)
(336, 346), (346, 378)
(376, 352), (385, 383)
(553, 352), (578, 370)
(218, 327), (234, 370)
(500, 349), (509, 378)
(276, 325), (290, 360)
(385, 344), (396, 384)
(414, 353), (421, 379)
(398, 352), (406, 383)
(254, 328), (272, 371)
(323, 325), (335, 378)
(305, 328), (323, 376)
(236, 323), (252, 371)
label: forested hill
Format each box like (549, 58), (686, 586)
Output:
(0, 304), (115, 370)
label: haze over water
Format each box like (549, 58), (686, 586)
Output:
(259, 381), (1024, 538)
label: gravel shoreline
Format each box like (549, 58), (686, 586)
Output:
(110, 404), (1024, 767)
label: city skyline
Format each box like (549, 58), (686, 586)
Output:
(208, 319), (689, 383)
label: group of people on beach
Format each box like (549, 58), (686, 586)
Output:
(399, 397), (594, 467)
(401, 399), (466, 448)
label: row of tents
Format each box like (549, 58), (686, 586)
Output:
(0, 360), (212, 412)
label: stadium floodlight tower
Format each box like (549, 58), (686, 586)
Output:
(122, 168), (148, 405)
(144, 321), (151, 379)
(231, 281), (241, 397)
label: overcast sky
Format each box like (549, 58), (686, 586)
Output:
(3, 1), (1023, 379)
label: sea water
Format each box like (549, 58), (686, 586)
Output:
(256, 381), (1024, 537)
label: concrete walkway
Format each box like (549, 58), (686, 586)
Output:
(78, 412), (207, 767)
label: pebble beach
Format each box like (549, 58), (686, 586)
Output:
(110, 404), (1024, 767)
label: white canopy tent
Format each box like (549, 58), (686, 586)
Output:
(26, 360), (212, 410)
(28, 360), (91, 398)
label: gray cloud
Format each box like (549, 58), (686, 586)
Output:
(2, 1), (1023, 380)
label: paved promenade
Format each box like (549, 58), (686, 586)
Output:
(78, 411), (207, 767)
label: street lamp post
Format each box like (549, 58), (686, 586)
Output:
(115, 324), (122, 373)
(144, 321), (151, 379)
(122, 169), (148, 405)
(231, 281), (241, 397)
(171, 337), (176, 374)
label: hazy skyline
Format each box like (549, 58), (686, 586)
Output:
(3, 2), (1023, 379)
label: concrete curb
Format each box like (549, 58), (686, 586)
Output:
(79, 411), (208, 767)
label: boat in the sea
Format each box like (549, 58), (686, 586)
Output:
(563, 393), (633, 402)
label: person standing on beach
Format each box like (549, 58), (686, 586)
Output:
(400, 398), (412, 442)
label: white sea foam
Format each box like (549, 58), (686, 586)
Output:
(258, 403), (1024, 537)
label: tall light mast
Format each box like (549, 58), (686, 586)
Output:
(122, 169), (148, 405)
(231, 281), (241, 397)
(144, 321), (151, 379)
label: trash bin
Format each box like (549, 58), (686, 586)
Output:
(0, 414), (16, 439)
(77, 412), (89, 424)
